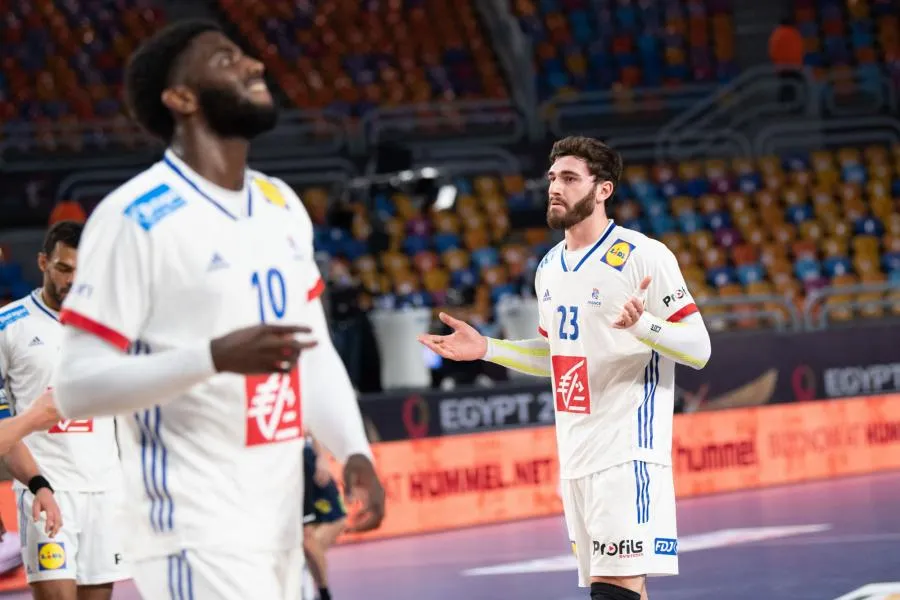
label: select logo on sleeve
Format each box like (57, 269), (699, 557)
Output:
(38, 542), (67, 571)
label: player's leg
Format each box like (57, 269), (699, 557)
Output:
(18, 489), (78, 600)
(74, 584), (112, 600)
(582, 462), (677, 600)
(73, 490), (129, 600)
(303, 480), (347, 600)
(302, 524), (329, 598)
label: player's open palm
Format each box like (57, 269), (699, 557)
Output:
(211, 324), (318, 374)
(33, 488), (62, 538)
(417, 312), (487, 361)
(613, 276), (652, 329)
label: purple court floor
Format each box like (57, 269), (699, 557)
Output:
(4, 470), (899, 600)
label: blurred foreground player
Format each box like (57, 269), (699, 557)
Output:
(52, 20), (385, 600)
(0, 222), (128, 600)
(419, 137), (711, 600)
(302, 435), (347, 600)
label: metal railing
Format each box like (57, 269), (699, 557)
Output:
(696, 294), (802, 332)
(753, 115), (900, 156)
(655, 65), (818, 161)
(540, 84), (718, 140)
(354, 99), (529, 155)
(803, 282), (900, 330)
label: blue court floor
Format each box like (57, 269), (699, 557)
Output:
(4, 470), (899, 600)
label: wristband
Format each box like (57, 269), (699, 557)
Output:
(28, 475), (53, 495)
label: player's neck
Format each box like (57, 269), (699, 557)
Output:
(564, 215), (611, 252)
(170, 131), (249, 191)
(39, 288), (60, 312)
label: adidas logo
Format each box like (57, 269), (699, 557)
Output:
(543, 289), (552, 302)
(28, 336), (43, 347)
(208, 252), (229, 271)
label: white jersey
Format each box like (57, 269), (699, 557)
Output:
(0, 291), (119, 492)
(536, 221), (697, 479)
(60, 150), (324, 561)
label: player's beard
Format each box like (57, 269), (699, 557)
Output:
(197, 84), (278, 140)
(547, 184), (597, 230)
(44, 280), (69, 309)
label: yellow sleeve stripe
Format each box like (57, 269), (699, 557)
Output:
(637, 338), (707, 369)
(492, 339), (550, 358)
(491, 356), (551, 377)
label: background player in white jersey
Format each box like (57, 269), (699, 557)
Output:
(419, 137), (711, 600)
(0, 221), (129, 600)
(48, 20), (385, 600)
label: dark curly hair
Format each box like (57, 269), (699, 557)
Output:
(549, 136), (623, 190)
(124, 19), (221, 143)
(42, 221), (83, 256)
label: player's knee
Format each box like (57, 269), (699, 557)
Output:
(590, 582), (641, 600)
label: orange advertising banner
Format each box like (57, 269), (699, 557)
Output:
(0, 394), (897, 590)
(338, 394), (900, 542)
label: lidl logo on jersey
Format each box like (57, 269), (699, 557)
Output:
(49, 419), (94, 434)
(0, 305), (29, 331)
(601, 240), (635, 272)
(37, 542), (66, 571)
(654, 538), (678, 555)
(254, 177), (287, 209)
(124, 184), (187, 231)
(245, 370), (302, 446)
(551, 355), (591, 414)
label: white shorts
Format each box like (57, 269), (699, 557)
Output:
(132, 548), (304, 600)
(17, 489), (130, 585)
(561, 461), (679, 586)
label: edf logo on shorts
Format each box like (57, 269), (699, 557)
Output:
(654, 537), (678, 555)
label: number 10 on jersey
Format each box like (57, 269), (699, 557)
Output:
(251, 268), (286, 323)
(557, 305), (579, 340)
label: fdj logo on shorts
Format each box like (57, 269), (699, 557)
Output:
(245, 369), (302, 446)
(654, 538), (678, 556)
(593, 539), (644, 558)
(600, 240), (635, 272)
(37, 542), (66, 571)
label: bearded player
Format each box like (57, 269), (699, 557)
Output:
(0, 221), (128, 600)
(50, 20), (384, 600)
(419, 136), (711, 600)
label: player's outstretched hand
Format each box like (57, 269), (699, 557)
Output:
(342, 454), (385, 534)
(613, 276), (652, 329)
(417, 312), (487, 361)
(210, 324), (318, 374)
(33, 488), (62, 538)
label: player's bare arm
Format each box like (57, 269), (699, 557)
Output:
(418, 312), (552, 377)
(0, 389), (61, 455)
(3, 441), (63, 538)
(613, 276), (711, 370)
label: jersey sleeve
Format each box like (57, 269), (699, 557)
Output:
(0, 329), (11, 419)
(59, 206), (152, 351)
(270, 177), (325, 302)
(534, 265), (548, 338)
(643, 243), (699, 323)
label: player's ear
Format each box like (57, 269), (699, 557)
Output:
(37, 252), (48, 274)
(161, 86), (198, 117)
